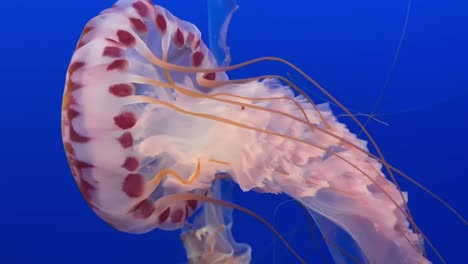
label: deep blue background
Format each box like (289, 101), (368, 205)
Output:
(1, 0), (466, 263)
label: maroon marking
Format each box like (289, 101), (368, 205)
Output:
(186, 200), (197, 210)
(117, 30), (136, 47)
(73, 159), (94, 172)
(62, 94), (76, 110)
(63, 142), (75, 156)
(134, 199), (155, 219)
(76, 39), (88, 49)
(171, 208), (184, 223)
(203, 72), (216, 81)
(63, 94), (76, 109)
(186, 32), (195, 45)
(108, 83), (133, 97)
(67, 81), (82, 91)
(67, 109), (91, 142)
(117, 132), (133, 148)
(79, 178), (95, 201)
(68, 61), (85, 75)
(130, 18), (148, 33)
(76, 27), (94, 49)
(158, 207), (170, 223)
(122, 157), (139, 171)
(114, 111), (137, 129)
(194, 39), (201, 49)
(107, 59), (128, 71)
(192, 51), (204, 67)
(122, 173), (144, 198)
(103, 46), (123, 58)
(173, 28), (184, 48)
(68, 157), (93, 180)
(105, 38), (120, 44)
(132, 1), (149, 17)
(155, 14), (167, 33)
(67, 62), (85, 92)
(69, 126), (90, 142)
(76, 35), (88, 50)
(185, 205), (189, 220)
(82, 26), (94, 35)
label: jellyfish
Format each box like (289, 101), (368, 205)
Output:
(61, 0), (465, 263)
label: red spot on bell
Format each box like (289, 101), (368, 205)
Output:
(122, 157), (139, 171)
(117, 30), (136, 46)
(132, 1), (149, 17)
(173, 28), (184, 48)
(107, 59), (128, 71)
(113, 111), (137, 129)
(130, 18), (148, 33)
(155, 14), (167, 34)
(108, 83), (133, 97)
(186, 200), (197, 210)
(186, 32), (195, 45)
(103, 46), (123, 58)
(203, 72), (216, 81)
(158, 207), (170, 223)
(171, 208), (184, 223)
(194, 39), (201, 49)
(122, 173), (144, 198)
(117, 132), (133, 148)
(134, 199), (155, 219)
(192, 51), (204, 67)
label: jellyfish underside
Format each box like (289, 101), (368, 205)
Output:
(130, 25), (429, 264)
(61, 1), (466, 263)
(133, 24), (427, 264)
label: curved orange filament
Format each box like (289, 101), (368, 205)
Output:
(208, 159), (231, 166)
(147, 158), (201, 191)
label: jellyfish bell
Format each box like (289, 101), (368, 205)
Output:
(61, 0), (220, 233)
(62, 0), (464, 263)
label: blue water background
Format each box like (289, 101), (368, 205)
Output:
(0, 0), (466, 263)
